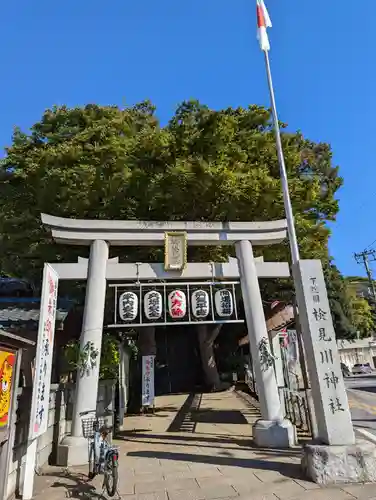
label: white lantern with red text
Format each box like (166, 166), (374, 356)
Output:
(168, 290), (186, 319)
(144, 290), (163, 320)
(191, 290), (210, 318)
(214, 289), (233, 317)
(119, 291), (138, 321)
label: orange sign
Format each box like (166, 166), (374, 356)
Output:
(0, 350), (15, 428)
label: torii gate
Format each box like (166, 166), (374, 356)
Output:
(25, 211), (362, 488)
(39, 214), (295, 465)
(22, 210), (372, 492)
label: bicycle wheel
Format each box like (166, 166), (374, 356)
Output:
(104, 451), (118, 497)
(88, 442), (96, 480)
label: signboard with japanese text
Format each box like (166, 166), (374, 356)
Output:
(293, 260), (355, 445)
(142, 355), (155, 407)
(164, 232), (187, 271)
(0, 349), (16, 430)
(29, 264), (59, 439)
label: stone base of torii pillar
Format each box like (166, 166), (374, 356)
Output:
(302, 440), (376, 485)
(253, 419), (296, 448)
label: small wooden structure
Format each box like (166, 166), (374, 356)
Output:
(0, 328), (35, 500)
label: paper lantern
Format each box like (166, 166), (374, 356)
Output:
(144, 290), (163, 320)
(191, 289), (210, 318)
(214, 289), (233, 317)
(119, 291), (138, 321)
(168, 290), (186, 319)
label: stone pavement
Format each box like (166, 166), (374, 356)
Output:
(31, 390), (376, 500)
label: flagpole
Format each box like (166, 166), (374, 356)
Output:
(263, 50), (300, 264)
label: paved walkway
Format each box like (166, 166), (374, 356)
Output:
(32, 390), (376, 500)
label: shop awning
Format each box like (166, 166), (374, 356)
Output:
(0, 297), (75, 332)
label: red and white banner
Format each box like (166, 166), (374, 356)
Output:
(29, 264), (59, 439)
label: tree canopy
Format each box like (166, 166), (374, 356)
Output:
(0, 101), (342, 280)
(324, 264), (356, 339)
(1, 100), (364, 337)
(346, 277), (376, 337)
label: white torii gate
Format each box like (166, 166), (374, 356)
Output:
(40, 214), (296, 466)
(22, 209), (371, 492)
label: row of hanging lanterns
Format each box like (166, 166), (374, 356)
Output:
(118, 288), (234, 322)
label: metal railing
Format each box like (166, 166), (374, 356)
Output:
(283, 388), (311, 434)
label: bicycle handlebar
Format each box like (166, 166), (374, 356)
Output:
(79, 409), (96, 417)
(79, 408), (112, 417)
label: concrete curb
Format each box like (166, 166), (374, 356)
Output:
(355, 427), (376, 444)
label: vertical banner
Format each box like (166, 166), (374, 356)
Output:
(142, 355), (155, 407)
(29, 264), (59, 438)
(22, 264), (59, 500)
(23, 264), (59, 499)
(0, 349), (16, 430)
(0, 349), (20, 500)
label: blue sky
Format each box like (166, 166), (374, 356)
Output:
(0, 0), (373, 277)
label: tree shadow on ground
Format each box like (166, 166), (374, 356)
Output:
(31, 469), (106, 500)
(353, 419), (376, 422)
(165, 391), (259, 431)
(166, 392), (202, 432)
(118, 431), (302, 458)
(126, 450), (303, 480)
(351, 386), (376, 393)
(117, 430), (253, 447)
(191, 409), (249, 425)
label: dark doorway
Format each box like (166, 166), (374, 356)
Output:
(155, 326), (202, 395)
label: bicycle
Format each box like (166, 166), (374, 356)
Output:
(80, 409), (119, 497)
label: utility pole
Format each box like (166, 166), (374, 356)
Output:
(354, 249), (376, 301)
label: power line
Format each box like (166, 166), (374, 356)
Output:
(354, 249), (376, 301)
(365, 238), (376, 251)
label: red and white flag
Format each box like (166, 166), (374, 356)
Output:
(256, 0), (272, 51)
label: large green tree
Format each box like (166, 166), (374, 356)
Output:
(346, 277), (376, 337)
(324, 264), (356, 339)
(0, 101), (348, 385)
(0, 101), (342, 282)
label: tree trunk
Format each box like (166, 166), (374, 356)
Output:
(138, 326), (156, 356)
(197, 324), (222, 390)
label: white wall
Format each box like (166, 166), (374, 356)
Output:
(338, 337), (376, 369)
(6, 384), (69, 499)
(6, 380), (115, 499)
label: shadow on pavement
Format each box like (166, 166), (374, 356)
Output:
(117, 431), (254, 448)
(32, 469), (105, 500)
(353, 419), (376, 423)
(352, 386), (376, 394)
(167, 392), (201, 433)
(126, 449), (304, 479)
(191, 409), (249, 425)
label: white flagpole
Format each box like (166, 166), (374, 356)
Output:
(263, 50), (300, 264)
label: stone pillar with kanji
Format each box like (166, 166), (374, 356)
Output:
(293, 260), (376, 485)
